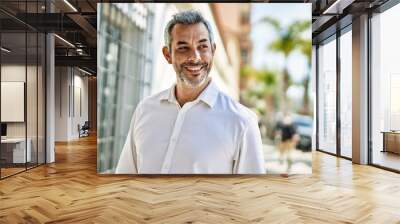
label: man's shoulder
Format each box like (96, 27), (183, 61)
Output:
(217, 92), (259, 125)
(137, 88), (170, 109)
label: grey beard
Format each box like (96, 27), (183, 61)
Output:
(177, 72), (208, 89)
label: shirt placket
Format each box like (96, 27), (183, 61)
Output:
(161, 101), (196, 174)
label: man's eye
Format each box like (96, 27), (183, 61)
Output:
(178, 47), (188, 50)
(200, 45), (208, 49)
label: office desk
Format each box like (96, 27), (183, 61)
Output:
(381, 131), (400, 154)
(1, 138), (31, 163)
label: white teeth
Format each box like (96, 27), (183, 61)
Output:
(185, 66), (202, 72)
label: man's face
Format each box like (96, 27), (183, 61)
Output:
(163, 23), (216, 88)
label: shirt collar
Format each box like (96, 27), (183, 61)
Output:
(160, 79), (219, 108)
(160, 83), (178, 104)
(198, 79), (219, 108)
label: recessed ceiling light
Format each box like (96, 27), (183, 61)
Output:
(323, 0), (354, 15)
(1, 47), (11, 53)
(54, 34), (75, 48)
(78, 67), (92, 76)
(63, 0), (78, 12)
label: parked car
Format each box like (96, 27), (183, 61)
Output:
(292, 115), (313, 152)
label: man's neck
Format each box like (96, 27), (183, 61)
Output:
(175, 79), (211, 107)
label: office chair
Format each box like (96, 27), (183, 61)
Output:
(79, 121), (90, 138)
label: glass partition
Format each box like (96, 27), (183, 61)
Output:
(38, 31), (45, 165)
(27, 31), (38, 169)
(1, 30), (28, 177)
(0, 1), (46, 179)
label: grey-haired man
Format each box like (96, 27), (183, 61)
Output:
(116, 10), (265, 174)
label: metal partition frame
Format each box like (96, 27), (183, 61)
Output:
(0, 0), (47, 180)
(315, 20), (352, 161)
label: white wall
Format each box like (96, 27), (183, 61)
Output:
(1, 63), (46, 163)
(1, 65), (37, 138)
(54, 67), (89, 141)
(1, 66), (26, 135)
(72, 73), (89, 138)
(55, 66), (68, 141)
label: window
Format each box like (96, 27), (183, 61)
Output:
(370, 3), (400, 171)
(339, 28), (352, 158)
(317, 36), (337, 154)
(97, 3), (155, 173)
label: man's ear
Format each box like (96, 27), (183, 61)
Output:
(212, 43), (216, 55)
(162, 46), (172, 64)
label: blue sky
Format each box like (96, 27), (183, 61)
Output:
(250, 3), (311, 84)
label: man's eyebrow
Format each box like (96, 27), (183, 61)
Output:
(198, 39), (208, 43)
(176, 41), (188, 45)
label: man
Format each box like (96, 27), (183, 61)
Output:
(115, 10), (265, 174)
(275, 113), (299, 174)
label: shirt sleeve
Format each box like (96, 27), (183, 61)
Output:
(115, 107), (139, 174)
(234, 114), (265, 174)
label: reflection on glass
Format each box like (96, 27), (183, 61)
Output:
(318, 37), (337, 154)
(38, 32), (46, 165)
(27, 31), (38, 169)
(340, 29), (352, 158)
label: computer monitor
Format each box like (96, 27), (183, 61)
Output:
(1, 123), (7, 137)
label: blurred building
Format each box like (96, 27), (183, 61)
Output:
(210, 3), (252, 94)
(211, 3), (252, 66)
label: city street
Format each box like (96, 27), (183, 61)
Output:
(263, 144), (312, 174)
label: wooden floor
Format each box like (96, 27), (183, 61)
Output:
(1, 167), (26, 178)
(1, 135), (400, 223)
(1, 163), (45, 178)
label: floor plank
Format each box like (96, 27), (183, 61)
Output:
(0, 135), (399, 223)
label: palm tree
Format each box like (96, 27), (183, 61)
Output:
(240, 65), (277, 112)
(298, 38), (312, 115)
(259, 17), (311, 112)
(240, 66), (278, 140)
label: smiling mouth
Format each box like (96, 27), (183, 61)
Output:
(183, 65), (205, 74)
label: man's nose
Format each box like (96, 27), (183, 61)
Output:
(188, 49), (201, 62)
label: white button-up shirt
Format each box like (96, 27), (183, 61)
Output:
(115, 80), (265, 174)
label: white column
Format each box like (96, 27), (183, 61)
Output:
(312, 45), (317, 151)
(352, 14), (369, 164)
(46, 32), (55, 163)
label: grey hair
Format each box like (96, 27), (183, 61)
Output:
(164, 10), (214, 51)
